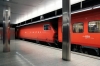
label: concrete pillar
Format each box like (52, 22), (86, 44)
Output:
(62, 0), (71, 61)
(3, 7), (10, 52)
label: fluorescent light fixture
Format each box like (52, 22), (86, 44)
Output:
(15, 0), (85, 24)
(5, 10), (8, 11)
(71, 7), (92, 14)
(93, 5), (100, 9)
(71, 0), (84, 5)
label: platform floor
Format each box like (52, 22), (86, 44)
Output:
(0, 40), (100, 66)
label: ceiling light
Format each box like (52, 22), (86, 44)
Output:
(5, 10), (8, 11)
(93, 5), (100, 9)
(71, 7), (92, 14)
(71, 0), (85, 5)
(6, 0), (9, 1)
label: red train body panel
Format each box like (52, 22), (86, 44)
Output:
(19, 22), (56, 43)
(58, 8), (100, 48)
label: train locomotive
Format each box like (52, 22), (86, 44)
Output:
(17, 8), (100, 56)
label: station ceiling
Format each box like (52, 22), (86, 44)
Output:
(0, 0), (52, 24)
(0, 0), (99, 25)
(0, 0), (86, 24)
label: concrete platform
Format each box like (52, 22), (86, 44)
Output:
(0, 40), (100, 66)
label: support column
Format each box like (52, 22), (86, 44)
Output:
(3, 7), (10, 52)
(62, 0), (71, 61)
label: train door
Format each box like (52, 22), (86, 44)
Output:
(43, 23), (55, 43)
(86, 15), (100, 48)
(43, 24), (51, 42)
(71, 18), (87, 46)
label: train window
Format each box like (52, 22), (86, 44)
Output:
(44, 24), (50, 30)
(88, 21), (100, 33)
(73, 23), (83, 33)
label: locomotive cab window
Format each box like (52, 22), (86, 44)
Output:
(88, 21), (100, 33)
(44, 24), (50, 30)
(73, 23), (83, 33)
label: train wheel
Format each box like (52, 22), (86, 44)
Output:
(47, 43), (51, 46)
(54, 40), (59, 48)
(36, 40), (39, 44)
(54, 43), (58, 47)
(73, 48), (77, 52)
(72, 45), (78, 52)
(58, 42), (62, 49)
(84, 51), (88, 54)
(77, 45), (83, 53)
(98, 48), (100, 57)
(71, 44), (74, 51)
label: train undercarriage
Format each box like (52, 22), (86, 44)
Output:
(19, 37), (100, 57)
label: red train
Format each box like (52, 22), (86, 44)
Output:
(17, 8), (100, 56)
